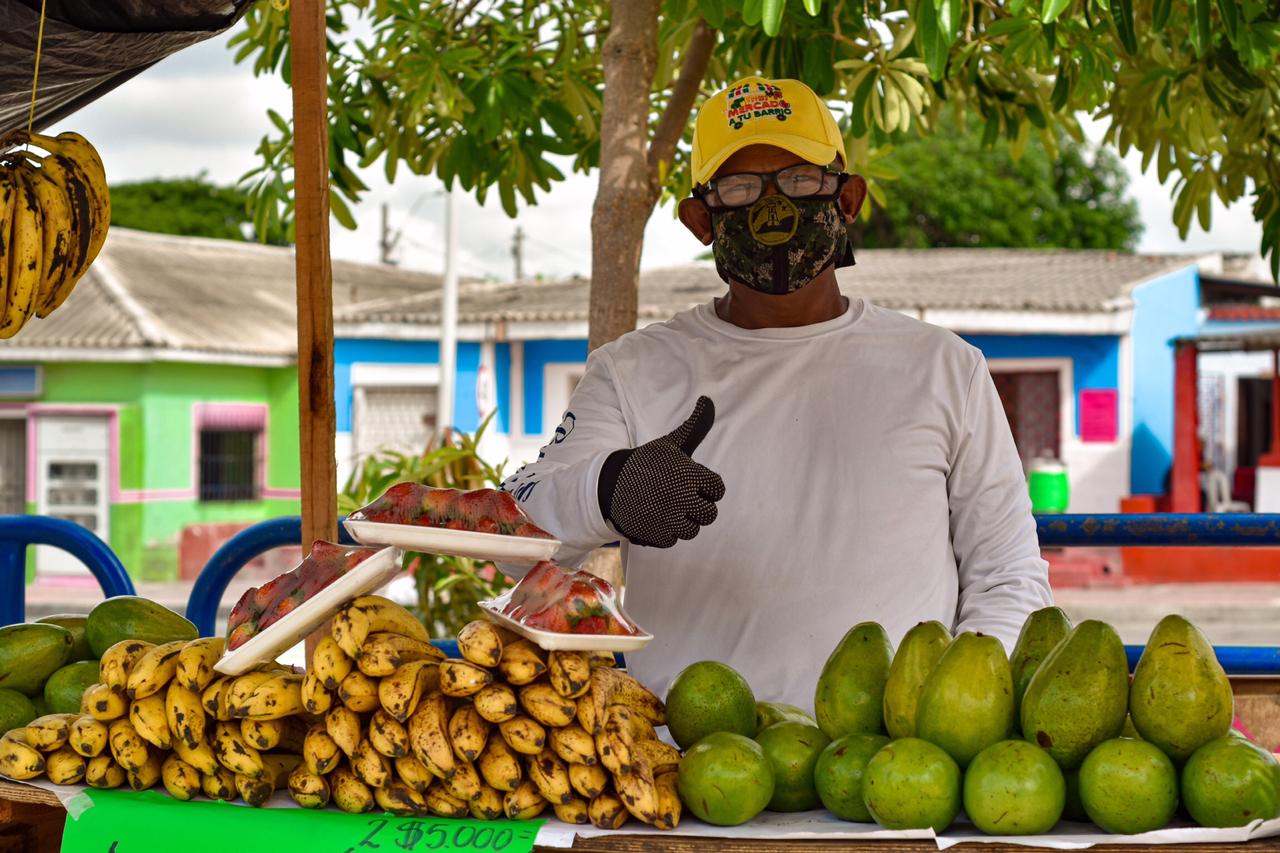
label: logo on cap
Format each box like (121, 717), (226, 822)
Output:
(749, 195), (799, 246)
(725, 82), (793, 130)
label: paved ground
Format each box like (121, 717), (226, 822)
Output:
(19, 576), (1280, 647)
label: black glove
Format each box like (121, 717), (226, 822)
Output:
(597, 396), (726, 548)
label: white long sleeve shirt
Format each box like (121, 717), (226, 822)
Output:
(501, 297), (1053, 707)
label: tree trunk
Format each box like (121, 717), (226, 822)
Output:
(589, 0), (662, 351)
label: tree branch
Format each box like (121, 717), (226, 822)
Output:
(647, 18), (716, 185)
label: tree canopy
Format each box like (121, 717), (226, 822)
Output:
(229, 0), (1280, 345)
(109, 174), (288, 245)
(852, 113), (1142, 250)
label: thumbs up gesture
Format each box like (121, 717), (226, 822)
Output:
(597, 396), (727, 548)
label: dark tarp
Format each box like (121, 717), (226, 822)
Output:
(1, 0), (257, 138)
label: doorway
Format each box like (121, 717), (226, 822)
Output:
(36, 415), (110, 576)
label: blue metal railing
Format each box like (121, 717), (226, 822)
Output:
(0, 516), (135, 626)
(1036, 513), (1280, 548)
(185, 517), (356, 637)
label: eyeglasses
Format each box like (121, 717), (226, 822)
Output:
(695, 164), (846, 209)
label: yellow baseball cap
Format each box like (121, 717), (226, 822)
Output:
(691, 76), (846, 185)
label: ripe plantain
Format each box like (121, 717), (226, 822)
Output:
(107, 719), (151, 772)
(237, 754), (302, 807)
(548, 650), (593, 698)
(447, 703), (490, 762)
(25, 713), (76, 751)
(304, 723), (343, 775)
(520, 682), (578, 727)
(588, 792), (630, 829)
(85, 754), (126, 789)
(375, 779), (428, 815)
(497, 714), (546, 755)
(471, 783), (506, 820)
(10, 159), (73, 315)
(160, 753), (202, 801)
(165, 680), (207, 749)
(587, 650), (618, 669)
(497, 639), (547, 685)
(653, 771), (682, 830)
(68, 716), (109, 758)
(477, 735), (523, 792)
(46, 744), (87, 785)
(502, 779), (547, 820)
(331, 766), (375, 813)
(369, 708), (410, 758)
(426, 782), (471, 818)
(172, 734), (221, 776)
(443, 758), (484, 802)
(407, 692), (455, 779)
(379, 659), (437, 722)
(240, 717), (284, 751)
(338, 669), (381, 713)
(549, 724), (597, 766)
(554, 796), (591, 825)
(301, 668), (332, 715)
(201, 766), (237, 800)
(84, 683), (128, 721)
(211, 720), (264, 778)
(528, 747), (573, 804)
(0, 167), (43, 339)
(201, 675), (235, 722)
(394, 754), (436, 793)
(569, 761), (609, 800)
(457, 620), (505, 667)
(614, 768), (660, 824)
(175, 637), (225, 692)
(236, 673), (307, 720)
(473, 682), (520, 724)
(325, 705), (363, 758)
(129, 693), (172, 750)
(439, 658), (493, 697)
(126, 747), (163, 791)
(125, 640), (187, 700)
(357, 632), (444, 677)
(352, 738), (392, 789)
(225, 669), (283, 714)
(311, 634), (354, 690)
(288, 763), (331, 809)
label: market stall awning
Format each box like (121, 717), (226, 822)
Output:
(0, 0), (256, 136)
(1178, 326), (1280, 352)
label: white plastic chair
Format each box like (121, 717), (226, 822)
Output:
(1203, 468), (1251, 513)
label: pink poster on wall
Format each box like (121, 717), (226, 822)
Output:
(1080, 389), (1118, 442)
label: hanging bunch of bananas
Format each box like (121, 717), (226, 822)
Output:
(0, 130), (110, 339)
(1, 595), (681, 829)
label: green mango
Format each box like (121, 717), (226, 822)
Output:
(814, 622), (893, 740)
(0, 623), (74, 696)
(755, 702), (816, 735)
(883, 620), (951, 739)
(1010, 606), (1072, 712)
(1020, 620), (1129, 770)
(1129, 615), (1233, 763)
(34, 614), (92, 663)
(914, 632), (1015, 768)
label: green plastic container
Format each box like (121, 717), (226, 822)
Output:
(1028, 458), (1069, 514)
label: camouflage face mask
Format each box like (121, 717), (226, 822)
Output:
(709, 194), (854, 295)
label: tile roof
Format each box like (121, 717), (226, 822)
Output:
(337, 249), (1198, 326)
(0, 227), (445, 360)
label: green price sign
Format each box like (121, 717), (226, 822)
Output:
(61, 790), (546, 853)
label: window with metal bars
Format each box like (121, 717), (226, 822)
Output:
(199, 429), (261, 502)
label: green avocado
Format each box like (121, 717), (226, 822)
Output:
(0, 688), (37, 735)
(44, 660), (100, 714)
(1181, 735), (1280, 827)
(1129, 615), (1234, 763)
(814, 622), (893, 739)
(1009, 607), (1072, 712)
(963, 740), (1065, 835)
(677, 731), (774, 826)
(755, 702), (816, 735)
(0, 622), (75, 697)
(814, 732), (890, 822)
(34, 614), (93, 663)
(755, 721), (831, 812)
(1078, 738), (1179, 834)
(882, 620), (951, 739)
(1020, 620), (1128, 770)
(862, 737), (962, 832)
(85, 596), (198, 658)
(914, 632), (1016, 767)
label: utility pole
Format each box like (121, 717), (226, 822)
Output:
(511, 225), (525, 282)
(437, 189), (459, 437)
(379, 202), (397, 266)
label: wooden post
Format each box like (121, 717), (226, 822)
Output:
(1169, 342), (1201, 513)
(289, 0), (338, 550)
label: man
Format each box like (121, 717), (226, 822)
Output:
(502, 76), (1053, 703)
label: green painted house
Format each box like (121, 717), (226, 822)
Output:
(0, 228), (438, 580)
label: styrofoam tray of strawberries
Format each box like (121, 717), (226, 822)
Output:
(215, 543), (404, 676)
(343, 484), (561, 566)
(479, 561), (653, 652)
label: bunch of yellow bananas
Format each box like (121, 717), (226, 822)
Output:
(294, 595), (680, 827)
(0, 130), (110, 338)
(2, 596), (680, 828)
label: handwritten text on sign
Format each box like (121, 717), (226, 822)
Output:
(59, 789), (545, 853)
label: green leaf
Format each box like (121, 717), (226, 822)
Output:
(1151, 0), (1172, 31)
(1216, 0), (1239, 44)
(917, 0), (949, 81)
(761, 0), (785, 36)
(699, 0), (727, 27)
(1189, 0), (1211, 56)
(1050, 58), (1072, 110)
(848, 68), (879, 137)
(802, 0), (821, 14)
(1041, 0), (1071, 24)
(1110, 0), (1137, 54)
(743, 0), (764, 26)
(329, 191), (358, 230)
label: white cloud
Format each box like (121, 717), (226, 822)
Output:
(50, 28), (1266, 282)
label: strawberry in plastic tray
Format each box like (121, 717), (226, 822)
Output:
(348, 483), (554, 539)
(226, 541), (381, 649)
(498, 561), (644, 636)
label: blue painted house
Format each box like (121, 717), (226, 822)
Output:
(334, 250), (1206, 513)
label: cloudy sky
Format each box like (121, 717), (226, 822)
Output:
(47, 27), (1266, 283)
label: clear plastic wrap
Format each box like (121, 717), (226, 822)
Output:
(347, 483), (554, 539)
(490, 560), (646, 637)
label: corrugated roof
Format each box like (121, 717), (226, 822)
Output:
(337, 249), (1197, 326)
(0, 227), (444, 360)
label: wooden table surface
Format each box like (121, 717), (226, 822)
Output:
(3, 780), (1278, 853)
